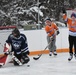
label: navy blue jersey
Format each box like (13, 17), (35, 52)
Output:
(6, 33), (29, 54)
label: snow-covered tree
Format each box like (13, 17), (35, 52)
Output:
(0, 0), (76, 28)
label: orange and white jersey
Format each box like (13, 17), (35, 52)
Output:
(45, 22), (58, 37)
(63, 14), (76, 36)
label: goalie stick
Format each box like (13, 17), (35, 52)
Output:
(33, 41), (52, 60)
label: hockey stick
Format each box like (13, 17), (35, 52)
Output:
(33, 41), (52, 60)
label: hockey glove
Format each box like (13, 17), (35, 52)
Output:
(26, 51), (30, 55)
(4, 51), (10, 55)
(4, 43), (10, 55)
(50, 36), (54, 41)
(56, 30), (60, 35)
(4, 51), (12, 55)
(55, 30), (60, 35)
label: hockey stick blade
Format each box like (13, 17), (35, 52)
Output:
(33, 56), (40, 60)
(33, 41), (52, 60)
(33, 54), (41, 60)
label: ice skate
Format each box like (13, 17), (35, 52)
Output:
(74, 54), (76, 59)
(49, 52), (52, 56)
(68, 54), (73, 61)
(53, 51), (57, 56)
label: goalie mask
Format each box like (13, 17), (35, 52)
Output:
(12, 28), (20, 38)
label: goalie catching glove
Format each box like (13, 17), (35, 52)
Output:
(3, 43), (11, 55)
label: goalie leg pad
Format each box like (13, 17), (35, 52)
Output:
(13, 53), (22, 66)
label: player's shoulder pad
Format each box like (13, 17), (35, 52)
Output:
(9, 34), (13, 38)
(20, 33), (27, 40)
(20, 33), (26, 37)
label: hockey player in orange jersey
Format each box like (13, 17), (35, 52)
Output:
(45, 18), (60, 56)
(62, 8), (76, 61)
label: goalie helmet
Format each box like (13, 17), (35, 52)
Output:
(12, 28), (20, 38)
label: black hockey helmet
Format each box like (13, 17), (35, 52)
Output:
(45, 18), (52, 22)
(12, 28), (20, 38)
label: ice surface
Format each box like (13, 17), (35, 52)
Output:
(0, 53), (76, 75)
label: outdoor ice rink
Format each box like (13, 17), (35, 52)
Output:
(0, 53), (76, 75)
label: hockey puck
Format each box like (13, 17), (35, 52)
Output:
(0, 65), (2, 68)
(27, 65), (30, 67)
